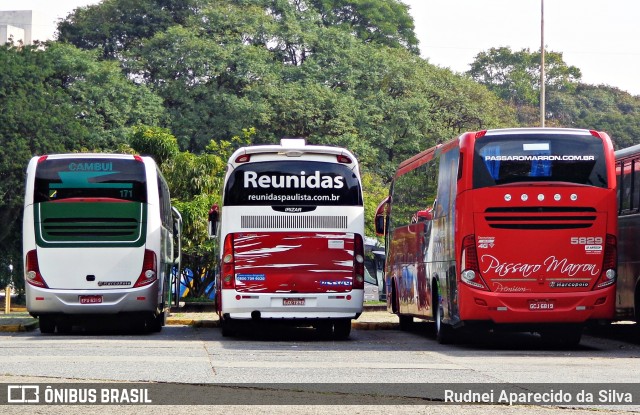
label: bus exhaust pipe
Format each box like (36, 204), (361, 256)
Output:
(251, 310), (261, 320)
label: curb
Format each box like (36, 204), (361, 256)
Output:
(352, 321), (399, 330)
(0, 320), (38, 332)
(166, 318), (219, 328)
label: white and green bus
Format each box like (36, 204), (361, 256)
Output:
(22, 154), (181, 334)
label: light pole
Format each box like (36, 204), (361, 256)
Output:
(540, 0), (545, 127)
(5, 264), (12, 313)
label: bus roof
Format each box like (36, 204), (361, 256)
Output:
(394, 127), (611, 179)
(35, 153), (144, 160)
(229, 139), (358, 163)
(615, 143), (640, 161)
(483, 127), (598, 136)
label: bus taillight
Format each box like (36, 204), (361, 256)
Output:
(460, 234), (489, 291)
(595, 234), (617, 289)
(353, 234), (365, 289)
(25, 250), (48, 288)
(222, 234), (235, 289)
(134, 250), (157, 288)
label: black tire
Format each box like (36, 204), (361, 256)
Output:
(146, 312), (163, 333)
(433, 281), (454, 344)
(315, 321), (333, 339)
(39, 316), (55, 334)
(391, 280), (399, 314)
(56, 319), (73, 334)
(332, 319), (352, 340)
(398, 315), (413, 330)
(221, 318), (235, 337)
(539, 324), (583, 348)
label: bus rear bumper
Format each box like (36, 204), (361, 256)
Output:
(458, 285), (616, 324)
(25, 282), (160, 316)
(221, 289), (364, 320)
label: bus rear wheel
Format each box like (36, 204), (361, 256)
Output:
(433, 281), (454, 344)
(146, 312), (164, 333)
(539, 324), (583, 348)
(38, 316), (55, 334)
(332, 319), (352, 340)
(221, 318), (236, 337)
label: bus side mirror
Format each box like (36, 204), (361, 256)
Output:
(374, 196), (390, 236)
(208, 204), (219, 238)
(171, 207), (182, 266)
(416, 208), (433, 221)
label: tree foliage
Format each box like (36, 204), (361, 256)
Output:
(547, 84), (640, 149)
(309, 0), (419, 53)
(468, 46), (582, 125)
(57, 0), (200, 59)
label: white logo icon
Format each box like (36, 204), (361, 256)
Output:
(8, 385), (40, 403)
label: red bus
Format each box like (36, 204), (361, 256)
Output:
(375, 128), (617, 345)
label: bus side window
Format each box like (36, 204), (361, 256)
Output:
(633, 159), (640, 212)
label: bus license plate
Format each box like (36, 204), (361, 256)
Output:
(529, 300), (554, 310)
(283, 298), (305, 306)
(79, 295), (103, 304)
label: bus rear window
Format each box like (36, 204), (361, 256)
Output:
(224, 160), (363, 206)
(34, 158), (147, 203)
(473, 133), (608, 189)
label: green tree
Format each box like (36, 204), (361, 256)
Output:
(57, 0), (199, 59)
(129, 125), (180, 165)
(547, 84), (640, 149)
(310, 0), (419, 53)
(361, 170), (389, 238)
(468, 47), (581, 125)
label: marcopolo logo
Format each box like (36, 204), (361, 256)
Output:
(243, 171), (344, 189)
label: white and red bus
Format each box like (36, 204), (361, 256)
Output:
(375, 128), (617, 345)
(209, 139), (365, 338)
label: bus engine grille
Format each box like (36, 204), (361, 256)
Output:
(241, 215), (348, 229)
(483, 207), (597, 230)
(42, 217), (140, 238)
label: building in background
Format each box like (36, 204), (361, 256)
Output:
(0, 10), (51, 45)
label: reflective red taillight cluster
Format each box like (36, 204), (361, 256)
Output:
(460, 234), (489, 291)
(25, 250), (48, 288)
(134, 249), (157, 288)
(221, 234), (235, 289)
(594, 234), (617, 290)
(353, 234), (365, 289)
